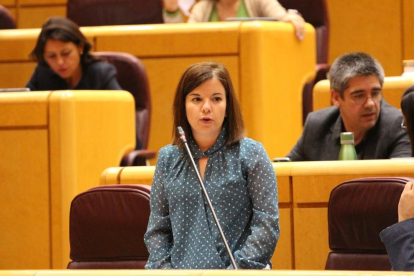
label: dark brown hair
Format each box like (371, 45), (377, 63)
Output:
(172, 62), (245, 148)
(30, 16), (95, 67)
(401, 85), (414, 156)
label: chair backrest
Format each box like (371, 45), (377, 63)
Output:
(68, 184), (151, 269)
(326, 176), (414, 271)
(67, 0), (163, 26)
(278, 0), (329, 64)
(93, 52), (151, 150)
(0, 5), (16, 29)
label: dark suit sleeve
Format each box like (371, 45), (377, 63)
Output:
(381, 103), (412, 158)
(26, 65), (40, 91)
(380, 218), (414, 271)
(286, 113), (311, 161)
(100, 63), (122, 90)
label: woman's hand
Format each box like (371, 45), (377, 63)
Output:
(398, 182), (414, 222)
(163, 0), (179, 13)
(281, 11), (306, 41)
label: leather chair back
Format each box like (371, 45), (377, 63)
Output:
(93, 52), (151, 151)
(326, 177), (414, 270)
(0, 5), (16, 29)
(68, 184), (151, 269)
(67, 0), (163, 26)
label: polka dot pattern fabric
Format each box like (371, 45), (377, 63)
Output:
(144, 125), (279, 269)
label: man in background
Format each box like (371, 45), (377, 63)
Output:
(287, 52), (411, 161)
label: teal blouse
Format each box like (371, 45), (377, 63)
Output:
(144, 125), (279, 269)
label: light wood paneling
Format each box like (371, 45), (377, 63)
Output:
(293, 207), (329, 270)
(327, 0), (403, 75)
(0, 129), (50, 269)
(18, 6), (66, 29)
(0, 62), (35, 88)
(272, 208), (293, 269)
(403, 0), (414, 60)
(0, 0), (15, 6)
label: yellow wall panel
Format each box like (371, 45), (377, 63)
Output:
(0, 63), (36, 88)
(0, 129), (50, 269)
(18, 6), (66, 29)
(272, 208), (292, 269)
(327, 0), (402, 75)
(0, 91), (48, 127)
(93, 23), (239, 57)
(0, 0), (15, 6)
(293, 207), (329, 270)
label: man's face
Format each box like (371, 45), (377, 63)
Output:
(332, 75), (382, 135)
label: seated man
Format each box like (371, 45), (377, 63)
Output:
(287, 52), (411, 161)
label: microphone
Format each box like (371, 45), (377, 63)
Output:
(177, 126), (238, 269)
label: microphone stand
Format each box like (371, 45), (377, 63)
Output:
(177, 126), (238, 269)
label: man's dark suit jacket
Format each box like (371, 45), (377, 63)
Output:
(287, 100), (411, 161)
(381, 218), (414, 271)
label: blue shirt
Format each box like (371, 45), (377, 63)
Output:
(144, 126), (279, 269)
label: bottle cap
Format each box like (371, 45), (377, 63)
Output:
(340, 132), (354, 144)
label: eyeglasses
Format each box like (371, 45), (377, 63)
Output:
(402, 119), (407, 130)
(350, 91), (383, 106)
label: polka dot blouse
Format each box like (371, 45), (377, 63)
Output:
(144, 125), (279, 269)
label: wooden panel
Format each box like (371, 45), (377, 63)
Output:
(293, 207), (329, 270)
(274, 162), (293, 204)
(0, 91), (49, 127)
(327, 0), (403, 75)
(403, 0), (414, 59)
(48, 91), (135, 268)
(239, 22), (315, 158)
(0, 62), (36, 88)
(0, 30), (39, 61)
(272, 208), (292, 269)
(292, 160), (414, 204)
(0, 129), (50, 269)
(0, 0), (15, 6)
(92, 22), (240, 57)
(18, 6), (66, 29)
(141, 56), (239, 165)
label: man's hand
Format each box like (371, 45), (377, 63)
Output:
(398, 182), (414, 222)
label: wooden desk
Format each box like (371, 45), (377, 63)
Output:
(0, 91), (135, 269)
(0, 22), (316, 162)
(101, 159), (414, 270)
(1, 270), (414, 276)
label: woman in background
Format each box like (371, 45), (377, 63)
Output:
(144, 61), (279, 269)
(26, 16), (121, 91)
(162, 0), (305, 40)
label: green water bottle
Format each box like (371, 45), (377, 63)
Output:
(338, 132), (358, 160)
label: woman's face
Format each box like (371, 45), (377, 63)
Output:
(185, 77), (227, 144)
(43, 39), (83, 85)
